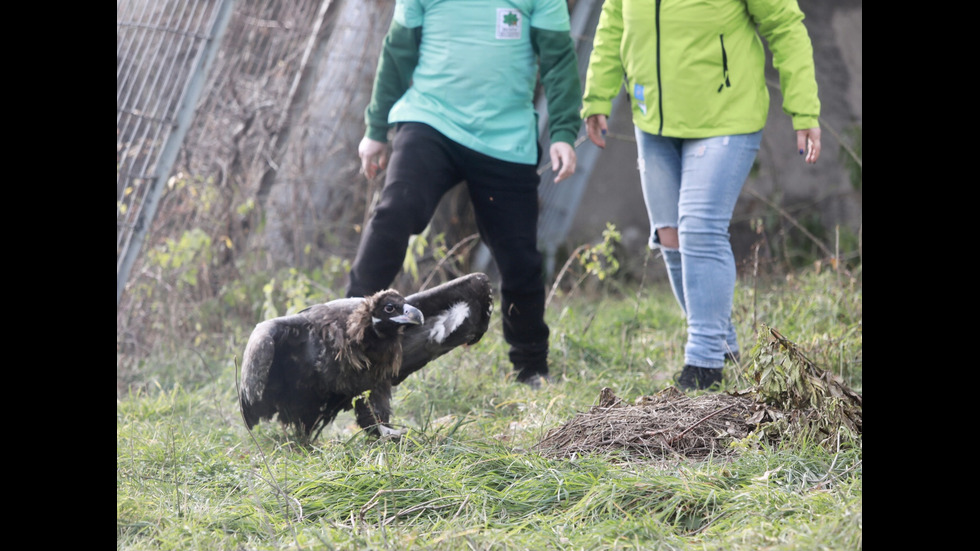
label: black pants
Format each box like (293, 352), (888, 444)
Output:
(346, 122), (549, 376)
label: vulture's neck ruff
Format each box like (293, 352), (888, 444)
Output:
(342, 291), (424, 373)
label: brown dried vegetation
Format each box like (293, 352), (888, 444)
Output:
(535, 325), (862, 461)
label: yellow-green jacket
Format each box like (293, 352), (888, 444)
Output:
(581, 0), (820, 138)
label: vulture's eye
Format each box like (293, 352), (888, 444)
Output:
(383, 303), (397, 314)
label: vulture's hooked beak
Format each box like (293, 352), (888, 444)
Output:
(391, 304), (424, 326)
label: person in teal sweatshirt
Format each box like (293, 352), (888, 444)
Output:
(581, 0), (822, 390)
(349, 0), (582, 389)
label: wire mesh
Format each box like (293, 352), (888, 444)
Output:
(116, 0), (327, 310)
(117, 0), (234, 305)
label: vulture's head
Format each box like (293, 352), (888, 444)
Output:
(348, 289), (424, 340)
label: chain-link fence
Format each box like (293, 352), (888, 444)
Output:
(117, 0), (335, 358)
(117, 0), (234, 306)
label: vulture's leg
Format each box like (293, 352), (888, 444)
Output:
(354, 384), (403, 438)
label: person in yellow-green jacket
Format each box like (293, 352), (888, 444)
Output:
(581, 0), (822, 391)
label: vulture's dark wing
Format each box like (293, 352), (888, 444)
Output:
(239, 298), (363, 434)
(395, 272), (494, 385)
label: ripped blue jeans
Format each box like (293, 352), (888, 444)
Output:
(635, 128), (762, 369)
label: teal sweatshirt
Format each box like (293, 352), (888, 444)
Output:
(365, 0), (582, 165)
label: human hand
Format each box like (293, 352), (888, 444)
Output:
(358, 137), (389, 179)
(550, 141), (577, 183)
(586, 114), (608, 149)
(797, 127), (821, 164)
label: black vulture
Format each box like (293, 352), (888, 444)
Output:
(239, 273), (493, 442)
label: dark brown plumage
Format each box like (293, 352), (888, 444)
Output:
(239, 273), (493, 442)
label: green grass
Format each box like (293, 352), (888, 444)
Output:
(117, 267), (861, 550)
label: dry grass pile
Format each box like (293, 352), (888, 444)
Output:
(536, 325), (862, 461)
(535, 386), (766, 461)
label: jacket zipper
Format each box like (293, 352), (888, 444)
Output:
(655, 0), (663, 134)
(654, 0), (664, 136)
(717, 34), (731, 92)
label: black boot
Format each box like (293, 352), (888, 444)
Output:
(674, 365), (723, 391)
